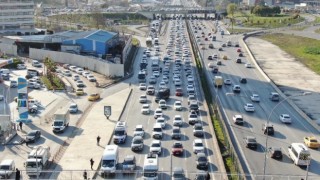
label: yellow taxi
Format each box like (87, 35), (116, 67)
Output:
(76, 88), (84, 96)
(304, 136), (320, 149)
(222, 55), (228, 60)
(88, 93), (100, 101)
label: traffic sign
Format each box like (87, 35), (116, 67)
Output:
(104, 106), (111, 117)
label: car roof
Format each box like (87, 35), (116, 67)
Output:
(173, 166), (184, 172)
(152, 140), (161, 144)
(136, 125), (143, 129)
(194, 139), (202, 143)
(234, 114), (242, 118)
(124, 155), (135, 161)
(246, 136), (256, 139)
(197, 152), (206, 157)
(133, 136), (143, 140)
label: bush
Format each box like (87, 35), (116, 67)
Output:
(41, 76), (53, 90)
(41, 75), (65, 90)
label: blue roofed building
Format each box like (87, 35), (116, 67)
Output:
(61, 30), (119, 56)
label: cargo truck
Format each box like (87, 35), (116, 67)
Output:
(25, 146), (51, 177)
(214, 76), (223, 88)
(52, 108), (70, 133)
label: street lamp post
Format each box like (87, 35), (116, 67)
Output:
(35, 146), (42, 180)
(262, 92), (311, 179)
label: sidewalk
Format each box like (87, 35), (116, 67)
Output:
(50, 87), (132, 179)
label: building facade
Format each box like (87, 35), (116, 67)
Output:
(0, 0), (35, 33)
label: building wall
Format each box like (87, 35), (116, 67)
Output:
(95, 41), (107, 56)
(29, 48), (124, 77)
(75, 38), (94, 53)
(0, 43), (17, 56)
(0, 0), (35, 32)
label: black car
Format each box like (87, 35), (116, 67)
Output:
(236, 58), (242, 63)
(196, 153), (208, 170)
(268, 147), (283, 160)
(25, 130), (41, 143)
(262, 124), (274, 135)
(155, 88), (170, 103)
(239, 78), (247, 84)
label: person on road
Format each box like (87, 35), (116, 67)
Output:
(97, 136), (101, 146)
(15, 168), (20, 180)
(83, 170), (87, 180)
(90, 158), (94, 170)
(19, 122), (23, 131)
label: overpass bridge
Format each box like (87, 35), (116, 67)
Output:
(138, 7), (226, 19)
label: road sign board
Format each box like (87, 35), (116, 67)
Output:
(104, 106), (111, 117)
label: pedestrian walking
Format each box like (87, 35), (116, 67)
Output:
(90, 158), (94, 170)
(19, 122), (23, 131)
(206, 172), (210, 180)
(97, 136), (101, 146)
(15, 168), (20, 180)
(83, 170), (88, 180)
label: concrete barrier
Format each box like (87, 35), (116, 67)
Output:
(29, 48), (124, 77)
(241, 33), (320, 133)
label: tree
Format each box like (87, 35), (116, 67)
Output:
(227, 3), (237, 34)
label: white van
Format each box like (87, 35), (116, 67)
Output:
(101, 145), (119, 175)
(32, 60), (42, 67)
(143, 153), (158, 180)
(0, 69), (10, 75)
(0, 159), (15, 179)
(152, 123), (163, 139)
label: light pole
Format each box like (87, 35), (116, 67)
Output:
(35, 146), (42, 180)
(262, 92), (311, 179)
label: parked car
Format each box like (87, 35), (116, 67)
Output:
(25, 130), (41, 143)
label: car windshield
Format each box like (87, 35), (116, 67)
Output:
(198, 157), (207, 162)
(54, 121), (63, 126)
(152, 143), (160, 147)
(154, 128), (162, 132)
(190, 114), (197, 118)
(28, 131), (37, 136)
(195, 126), (202, 130)
(310, 139), (318, 143)
(115, 130), (125, 136)
(136, 128), (143, 131)
(70, 105), (77, 108)
(173, 144), (182, 148)
(102, 160), (115, 168)
(144, 171), (157, 177)
(0, 165), (10, 170)
(157, 119), (165, 123)
(173, 172), (184, 178)
(248, 139), (256, 143)
(134, 139), (143, 144)
(123, 160), (134, 165)
(195, 143), (203, 147)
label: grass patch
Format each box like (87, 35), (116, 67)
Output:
(261, 33), (320, 74)
(227, 28), (255, 34)
(314, 17), (320, 23)
(41, 76), (65, 90)
(289, 25), (308, 31)
(315, 28), (320, 34)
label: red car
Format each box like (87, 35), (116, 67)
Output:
(175, 88), (183, 96)
(172, 141), (183, 156)
(237, 48), (241, 53)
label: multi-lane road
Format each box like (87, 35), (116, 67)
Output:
(190, 19), (320, 179)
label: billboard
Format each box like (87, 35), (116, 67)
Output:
(16, 77), (31, 123)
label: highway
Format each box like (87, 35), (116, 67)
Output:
(189, 19), (320, 178)
(94, 17), (223, 179)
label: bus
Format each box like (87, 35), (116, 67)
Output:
(146, 37), (152, 47)
(288, 143), (311, 166)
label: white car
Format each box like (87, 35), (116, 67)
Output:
(187, 76), (194, 82)
(208, 62), (215, 68)
(279, 114), (292, 124)
(150, 140), (162, 155)
(87, 75), (96, 82)
(162, 76), (169, 84)
(156, 117), (166, 129)
(245, 63), (253, 68)
(159, 99), (167, 109)
(174, 79), (182, 86)
(139, 95), (147, 103)
(193, 139), (205, 154)
(76, 68), (84, 74)
(82, 71), (90, 77)
(17, 64), (26, 69)
(224, 79), (232, 85)
(73, 75), (80, 81)
(244, 103), (255, 112)
(139, 83), (147, 90)
(173, 115), (183, 127)
(153, 71), (160, 77)
(133, 125), (145, 137)
(154, 108), (163, 119)
(250, 94), (260, 102)
(187, 84), (195, 91)
(159, 81), (167, 89)
(188, 112), (199, 124)
(174, 101), (182, 111)
(141, 104), (150, 114)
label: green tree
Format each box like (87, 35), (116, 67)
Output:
(227, 3), (237, 34)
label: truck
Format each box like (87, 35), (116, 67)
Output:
(143, 153), (158, 180)
(146, 37), (153, 47)
(214, 76), (223, 88)
(25, 146), (51, 177)
(52, 108), (70, 133)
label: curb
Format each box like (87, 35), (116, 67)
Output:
(92, 88), (133, 179)
(241, 33), (320, 133)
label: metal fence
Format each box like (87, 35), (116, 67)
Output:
(5, 170), (320, 180)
